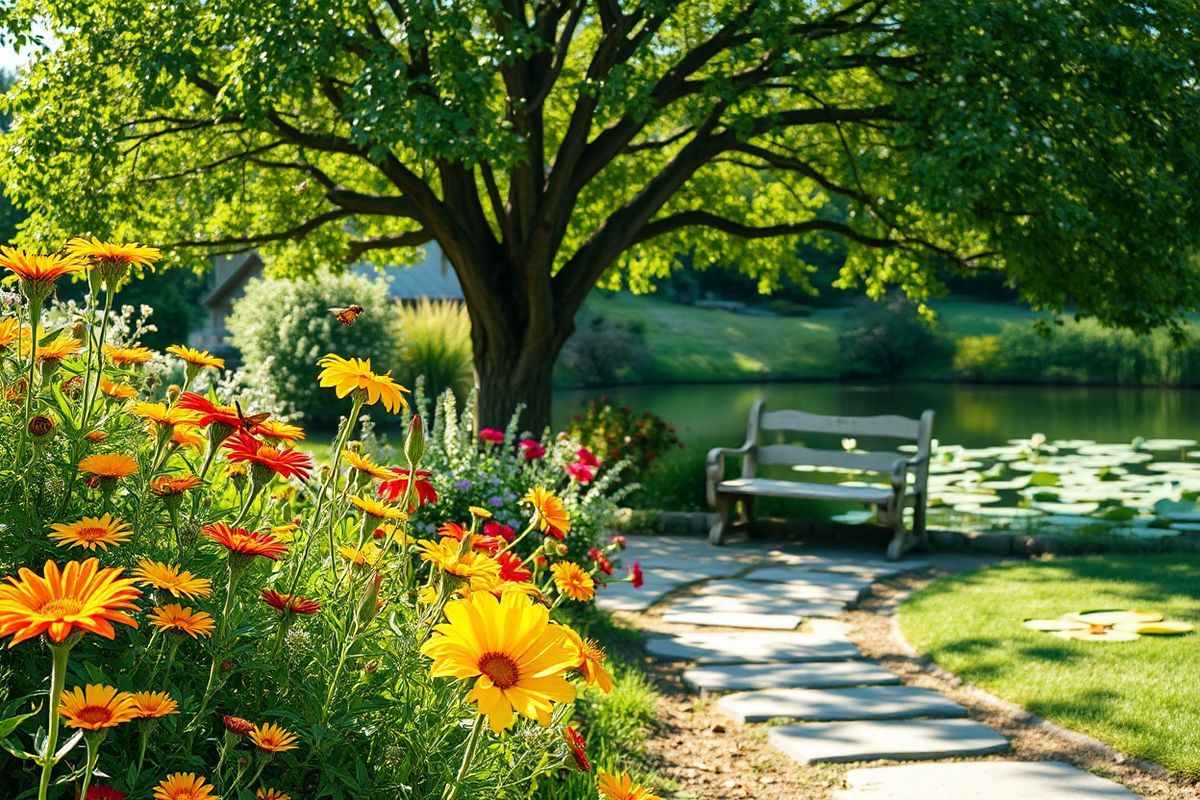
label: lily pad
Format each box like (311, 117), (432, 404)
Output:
(1050, 629), (1140, 643)
(1112, 620), (1193, 635)
(1023, 618), (1087, 632)
(1065, 610), (1163, 625)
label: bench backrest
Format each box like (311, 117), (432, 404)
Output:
(740, 402), (935, 486)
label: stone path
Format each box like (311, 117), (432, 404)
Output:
(609, 534), (1144, 798)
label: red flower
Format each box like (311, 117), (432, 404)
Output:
(588, 548), (613, 576)
(177, 392), (241, 429)
(610, 534), (627, 550)
(497, 551), (532, 582)
(518, 438), (546, 461)
(630, 562), (644, 589)
(222, 714), (254, 735)
(534, 554), (549, 567)
(575, 446), (599, 467)
(479, 427), (504, 444)
(223, 429), (313, 481)
(85, 786), (127, 800)
(261, 588), (321, 615)
(564, 726), (590, 772)
(484, 520), (515, 542)
(203, 523), (288, 561)
(566, 461), (594, 483)
(437, 522), (469, 540)
(378, 468), (437, 510)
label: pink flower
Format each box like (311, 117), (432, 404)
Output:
(610, 534), (626, 550)
(484, 520), (516, 542)
(480, 428), (504, 444)
(566, 461), (594, 483)
(630, 562), (644, 589)
(519, 438), (546, 461)
(576, 446), (599, 467)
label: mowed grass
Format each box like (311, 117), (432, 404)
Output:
(899, 554), (1200, 774)
(579, 293), (1040, 383)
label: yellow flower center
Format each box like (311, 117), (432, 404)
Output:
(76, 526), (108, 541)
(478, 652), (520, 689)
(75, 705), (114, 726)
(40, 598), (83, 616)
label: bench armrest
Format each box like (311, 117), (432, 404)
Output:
(706, 444), (754, 506)
(890, 453), (930, 493)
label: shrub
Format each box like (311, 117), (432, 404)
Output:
(838, 293), (951, 379)
(392, 299), (473, 402)
(559, 312), (649, 386)
(227, 269), (397, 424)
(564, 398), (683, 485)
(952, 321), (1200, 385)
(0, 242), (657, 800)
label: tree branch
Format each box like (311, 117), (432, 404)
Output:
(345, 229), (434, 261)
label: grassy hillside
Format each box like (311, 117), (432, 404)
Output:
(559, 293), (1041, 385)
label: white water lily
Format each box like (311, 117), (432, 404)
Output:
(841, 437), (857, 452)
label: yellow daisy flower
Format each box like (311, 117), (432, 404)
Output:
(551, 562), (594, 602)
(316, 354), (409, 413)
(48, 514), (133, 551)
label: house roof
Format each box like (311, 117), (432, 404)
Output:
(202, 252), (263, 309)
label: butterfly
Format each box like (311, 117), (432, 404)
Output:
(329, 305), (365, 326)
(234, 400), (271, 431)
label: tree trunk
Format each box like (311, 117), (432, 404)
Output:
(472, 329), (560, 434)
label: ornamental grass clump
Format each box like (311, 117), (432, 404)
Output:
(0, 238), (651, 799)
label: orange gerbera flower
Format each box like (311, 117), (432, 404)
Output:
(347, 493), (405, 521)
(132, 560), (212, 600)
(48, 514), (134, 551)
(336, 542), (383, 568)
(257, 790), (292, 800)
(253, 418), (305, 442)
(165, 344), (224, 370)
(249, 722), (299, 752)
(316, 354), (409, 413)
(0, 317), (21, 350)
(261, 588), (321, 616)
(153, 773), (218, 800)
(0, 559), (140, 646)
(223, 430), (313, 482)
(65, 237), (161, 270)
(202, 523), (288, 562)
(150, 474), (203, 497)
(171, 425), (206, 450)
(597, 771), (661, 800)
(30, 332), (83, 363)
(132, 402), (201, 432)
(130, 691), (179, 719)
(0, 246), (84, 298)
(564, 626), (614, 692)
(148, 604), (216, 639)
(99, 379), (138, 401)
(343, 450), (394, 481)
(78, 453), (139, 482)
(523, 487), (571, 539)
(551, 562), (594, 602)
(418, 538), (500, 584)
(58, 684), (139, 730)
(104, 345), (154, 366)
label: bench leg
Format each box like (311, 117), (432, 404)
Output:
(710, 494), (733, 546)
(882, 505), (914, 561)
(739, 496), (757, 532)
(913, 493), (930, 551)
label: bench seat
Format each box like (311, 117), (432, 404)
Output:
(717, 478), (898, 505)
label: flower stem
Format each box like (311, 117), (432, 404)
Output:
(442, 714), (486, 800)
(78, 730), (106, 800)
(38, 644), (70, 800)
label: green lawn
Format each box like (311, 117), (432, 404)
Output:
(573, 293), (1040, 383)
(900, 555), (1200, 774)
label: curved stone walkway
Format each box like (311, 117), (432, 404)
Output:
(606, 535), (1142, 799)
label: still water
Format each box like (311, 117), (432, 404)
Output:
(553, 382), (1200, 453)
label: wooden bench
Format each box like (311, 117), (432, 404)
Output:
(706, 402), (935, 560)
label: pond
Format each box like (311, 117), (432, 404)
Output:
(554, 382), (1200, 531)
(554, 381), (1200, 455)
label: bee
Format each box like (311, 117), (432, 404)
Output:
(329, 305), (365, 327)
(234, 400), (271, 432)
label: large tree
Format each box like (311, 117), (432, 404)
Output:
(2, 1), (1198, 429)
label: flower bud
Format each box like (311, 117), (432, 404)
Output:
(166, 384), (181, 403)
(356, 572), (384, 627)
(404, 414), (425, 467)
(28, 414), (54, 438)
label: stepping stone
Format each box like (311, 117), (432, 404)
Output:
(769, 718), (1008, 764)
(741, 568), (875, 598)
(834, 761), (1137, 799)
(660, 593), (841, 629)
(717, 685), (967, 724)
(691, 579), (856, 610)
(645, 630), (859, 664)
(684, 660), (900, 693)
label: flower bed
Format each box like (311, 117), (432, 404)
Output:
(0, 241), (657, 800)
